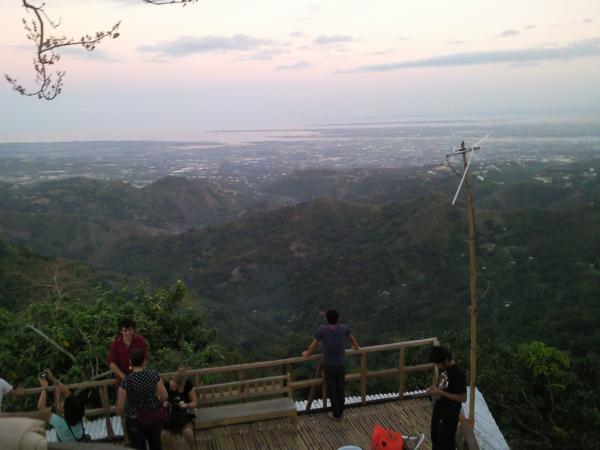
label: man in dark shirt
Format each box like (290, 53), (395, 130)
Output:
(427, 346), (467, 450)
(302, 309), (360, 420)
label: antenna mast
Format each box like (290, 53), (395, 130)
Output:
(445, 135), (488, 426)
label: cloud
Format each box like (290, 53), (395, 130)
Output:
(276, 60), (311, 70)
(446, 40), (466, 45)
(57, 47), (121, 62)
(138, 34), (278, 57)
(313, 35), (356, 45)
(368, 49), (396, 56)
(523, 24), (536, 30)
(498, 29), (520, 38)
(238, 48), (289, 61)
(581, 18), (594, 24)
(290, 31), (305, 38)
(347, 38), (600, 73)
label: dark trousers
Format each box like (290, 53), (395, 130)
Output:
(126, 416), (162, 450)
(431, 411), (458, 450)
(324, 364), (346, 418)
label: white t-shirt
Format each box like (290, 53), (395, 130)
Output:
(0, 377), (14, 411)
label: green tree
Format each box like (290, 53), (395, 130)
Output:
(0, 279), (221, 398)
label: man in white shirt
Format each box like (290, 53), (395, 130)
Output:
(1, 377), (26, 411)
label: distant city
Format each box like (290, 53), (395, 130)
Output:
(1, 121), (598, 190)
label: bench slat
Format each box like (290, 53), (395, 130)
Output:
(195, 398), (296, 429)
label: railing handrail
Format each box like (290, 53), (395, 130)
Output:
(7, 336), (440, 425)
(17, 337), (438, 395)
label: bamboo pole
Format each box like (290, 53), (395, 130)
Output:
(360, 353), (367, 404)
(398, 347), (405, 399)
(462, 148), (478, 426)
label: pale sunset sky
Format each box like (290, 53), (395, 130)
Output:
(1, 0), (599, 141)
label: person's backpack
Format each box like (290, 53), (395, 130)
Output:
(370, 424), (404, 450)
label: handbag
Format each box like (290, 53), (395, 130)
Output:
(371, 424), (404, 450)
(137, 407), (170, 428)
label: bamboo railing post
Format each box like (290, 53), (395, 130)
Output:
(99, 384), (114, 440)
(398, 347), (406, 399)
(238, 370), (245, 403)
(305, 361), (321, 412)
(360, 352), (367, 404)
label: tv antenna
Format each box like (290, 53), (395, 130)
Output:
(444, 135), (489, 427)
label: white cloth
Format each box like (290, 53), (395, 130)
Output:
(0, 377), (14, 411)
(0, 417), (47, 450)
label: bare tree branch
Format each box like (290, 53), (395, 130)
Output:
(5, 0), (120, 100)
(26, 323), (77, 363)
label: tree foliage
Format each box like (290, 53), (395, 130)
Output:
(0, 279), (221, 402)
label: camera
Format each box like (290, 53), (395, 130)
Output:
(39, 371), (48, 379)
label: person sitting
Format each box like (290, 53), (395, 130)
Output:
(161, 368), (197, 450)
(37, 368), (87, 442)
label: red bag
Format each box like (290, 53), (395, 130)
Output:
(137, 407), (170, 429)
(371, 424), (404, 450)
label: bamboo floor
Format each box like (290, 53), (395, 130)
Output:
(170, 397), (433, 450)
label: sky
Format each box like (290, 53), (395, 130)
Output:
(0, 0), (599, 141)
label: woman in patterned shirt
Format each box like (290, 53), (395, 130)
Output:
(117, 347), (168, 450)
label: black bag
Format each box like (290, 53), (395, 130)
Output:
(168, 405), (191, 431)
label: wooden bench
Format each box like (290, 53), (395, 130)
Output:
(194, 373), (296, 429)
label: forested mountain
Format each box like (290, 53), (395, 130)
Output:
(0, 238), (125, 309)
(1, 159), (599, 448)
(0, 175), (260, 233)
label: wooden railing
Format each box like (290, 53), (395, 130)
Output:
(11, 337), (440, 420)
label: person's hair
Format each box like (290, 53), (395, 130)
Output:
(130, 347), (145, 367)
(118, 318), (136, 331)
(63, 396), (85, 427)
(326, 309), (339, 325)
(172, 367), (188, 387)
(429, 346), (453, 364)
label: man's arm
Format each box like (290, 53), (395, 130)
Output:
(348, 333), (360, 350)
(6, 387), (26, 397)
(302, 338), (319, 358)
(108, 340), (126, 378)
(109, 362), (126, 379)
(116, 387), (127, 416)
(426, 385), (467, 403)
(142, 336), (150, 365)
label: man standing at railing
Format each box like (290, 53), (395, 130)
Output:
(302, 309), (360, 421)
(427, 346), (467, 450)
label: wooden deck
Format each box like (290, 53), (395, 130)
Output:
(179, 397), (433, 450)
